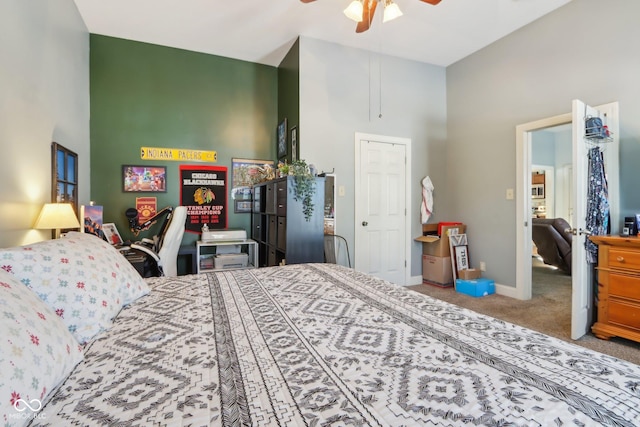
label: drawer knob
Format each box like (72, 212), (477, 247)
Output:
(616, 256), (625, 262)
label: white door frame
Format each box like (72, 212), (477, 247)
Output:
(515, 102), (620, 308)
(516, 113), (571, 300)
(354, 132), (412, 285)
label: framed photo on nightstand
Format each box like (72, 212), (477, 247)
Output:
(103, 223), (124, 246)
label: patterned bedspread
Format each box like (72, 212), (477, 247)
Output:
(34, 264), (640, 426)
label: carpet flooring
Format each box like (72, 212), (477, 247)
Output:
(408, 257), (640, 366)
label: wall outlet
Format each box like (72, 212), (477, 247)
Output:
(479, 261), (486, 271)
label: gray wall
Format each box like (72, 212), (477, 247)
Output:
(446, 0), (640, 287)
(298, 37), (448, 279)
(0, 0), (90, 247)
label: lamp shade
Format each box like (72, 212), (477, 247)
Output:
(344, 0), (363, 22)
(34, 203), (80, 230)
(383, 1), (403, 22)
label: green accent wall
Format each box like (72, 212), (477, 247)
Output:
(277, 38), (300, 164)
(89, 35), (278, 246)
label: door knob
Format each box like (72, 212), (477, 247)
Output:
(579, 228), (592, 236)
(564, 227), (591, 236)
(362, 221), (368, 227)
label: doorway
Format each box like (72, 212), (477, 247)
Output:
(354, 132), (411, 285)
(531, 131), (572, 309)
(516, 101), (620, 340)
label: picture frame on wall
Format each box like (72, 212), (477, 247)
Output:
(234, 199), (253, 213)
(291, 126), (298, 162)
(122, 165), (167, 192)
(277, 118), (288, 159)
(230, 158), (275, 201)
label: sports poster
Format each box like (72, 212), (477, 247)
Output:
(179, 165), (228, 233)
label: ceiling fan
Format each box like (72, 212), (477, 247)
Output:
(300, 0), (442, 33)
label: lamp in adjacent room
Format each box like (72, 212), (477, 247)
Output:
(34, 203), (80, 238)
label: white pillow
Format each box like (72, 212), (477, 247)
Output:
(0, 269), (83, 427)
(0, 232), (149, 344)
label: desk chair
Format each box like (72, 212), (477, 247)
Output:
(131, 206), (187, 277)
(324, 234), (351, 268)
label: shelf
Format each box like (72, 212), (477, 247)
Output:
(196, 239), (258, 274)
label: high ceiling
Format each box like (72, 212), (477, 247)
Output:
(73, 0), (571, 67)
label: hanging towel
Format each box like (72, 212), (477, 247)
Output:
(585, 146), (609, 264)
(421, 176), (434, 224)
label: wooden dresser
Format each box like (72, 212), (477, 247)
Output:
(590, 235), (640, 342)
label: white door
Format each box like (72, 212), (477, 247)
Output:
(354, 133), (410, 285)
(516, 101), (619, 340)
(570, 100), (619, 339)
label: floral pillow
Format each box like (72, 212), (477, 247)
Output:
(0, 269), (83, 427)
(0, 232), (150, 344)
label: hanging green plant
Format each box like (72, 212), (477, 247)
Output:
(289, 159), (316, 221)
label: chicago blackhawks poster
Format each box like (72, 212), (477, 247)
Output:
(180, 165), (227, 233)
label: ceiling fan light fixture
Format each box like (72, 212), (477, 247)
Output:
(344, 0), (364, 22)
(383, 0), (403, 22)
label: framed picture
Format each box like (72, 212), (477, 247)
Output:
(277, 118), (288, 159)
(180, 165), (228, 232)
(231, 158), (275, 200)
(234, 199), (253, 213)
(123, 165), (167, 192)
(449, 233), (470, 279)
(102, 223), (124, 246)
(291, 126), (298, 162)
(80, 205), (104, 239)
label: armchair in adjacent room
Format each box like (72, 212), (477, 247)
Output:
(531, 217), (573, 274)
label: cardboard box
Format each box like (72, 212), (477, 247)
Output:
(422, 255), (454, 287)
(458, 268), (481, 280)
(455, 278), (495, 297)
(415, 223), (466, 257)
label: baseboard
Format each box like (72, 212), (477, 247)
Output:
(409, 275), (423, 286)
(409, 275), (520, 300)
(495, 282), (519, 299)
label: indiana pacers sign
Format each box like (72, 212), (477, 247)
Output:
(140, 147), (217, 162)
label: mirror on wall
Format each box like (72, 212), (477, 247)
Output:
(324, 174), (335, 235)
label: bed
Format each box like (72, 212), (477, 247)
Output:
(2, 233), (640, 426)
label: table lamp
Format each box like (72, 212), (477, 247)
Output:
(34, 203), (81, 238)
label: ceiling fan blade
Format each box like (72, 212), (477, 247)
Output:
(300, 0), (316, 3)
(419, 0), (442, 4)
(356, 0), (378, 33)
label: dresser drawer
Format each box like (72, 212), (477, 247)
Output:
(609, 249), (640, 272)
(609, 299), (640, 331)
(609, 274), (640, 300)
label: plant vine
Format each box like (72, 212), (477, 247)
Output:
(289, 160), (316, 221)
